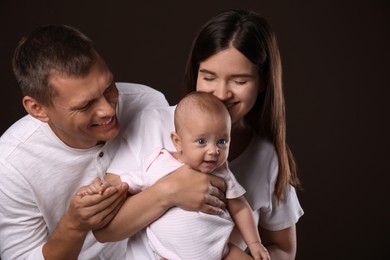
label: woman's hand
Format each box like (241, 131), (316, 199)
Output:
(157, 164), (226, 214)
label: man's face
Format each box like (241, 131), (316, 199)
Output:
(44, 58), (120, 148)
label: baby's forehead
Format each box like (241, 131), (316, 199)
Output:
(179, 106), (221, 122)
(175, 92), (230, 131)
(177, 97), (224, 117)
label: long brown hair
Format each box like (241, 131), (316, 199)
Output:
(183, 9), (301, 202)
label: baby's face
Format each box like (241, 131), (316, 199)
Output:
(177, 112), (231, 173)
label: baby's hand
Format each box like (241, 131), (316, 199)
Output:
(77, 177), (112, 197)
(248, 241), (270, 260)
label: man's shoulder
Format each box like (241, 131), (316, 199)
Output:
(116, 82), (168, 109)
(0, 115), (43, 157)
(116, 82), (163, 96)
(141, 104), (176, 118)
(1, 115), (41, 142)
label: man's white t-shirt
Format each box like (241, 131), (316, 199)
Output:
(0, 83), (168, 260)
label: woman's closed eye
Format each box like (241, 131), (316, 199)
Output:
(234, 80), (247, 85)
(203, 77), (216, 82)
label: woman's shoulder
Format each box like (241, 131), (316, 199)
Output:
(228, 135), (279, 211)
(248, 135), (278, 161)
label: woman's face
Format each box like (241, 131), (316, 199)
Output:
(196, 46), (260, 125)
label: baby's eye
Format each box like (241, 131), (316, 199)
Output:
(217, 139), (227, 145)
(197, 139), (206, 145)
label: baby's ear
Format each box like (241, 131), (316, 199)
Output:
(170, 132), (182, 152)
(22, 96), (50, 122)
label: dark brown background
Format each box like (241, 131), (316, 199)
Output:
(1, 1), (389, 259)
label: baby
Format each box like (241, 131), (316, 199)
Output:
(82, 92), (269, 260)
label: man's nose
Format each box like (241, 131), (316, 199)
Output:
(95, 96), (116, 117)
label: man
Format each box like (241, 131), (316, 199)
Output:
(0, 24), (169, 259)
(0, 24), (226, 260)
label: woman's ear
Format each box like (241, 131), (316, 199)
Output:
(170, 132), (182, 153)
(22, 96), (50, 122)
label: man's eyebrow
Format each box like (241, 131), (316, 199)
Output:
(68, 98), (95, 110)
(68, 75), (114, 111)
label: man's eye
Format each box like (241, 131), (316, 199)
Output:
(197, 139), (206, 145)
(78, 101), (93, 111)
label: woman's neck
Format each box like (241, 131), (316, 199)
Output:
(228, 120), (253, 161)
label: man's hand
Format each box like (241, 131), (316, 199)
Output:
(77, 177), (114, 196)
(42, 179), (128, 260)
(69, 178), (129, 231)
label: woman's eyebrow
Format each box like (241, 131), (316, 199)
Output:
(199, 69), (216, 75)
(199, 69), (254, 78)
(230, 73), (255, 78)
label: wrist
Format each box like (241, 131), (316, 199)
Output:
(61, 212), (89, 237)
(153, 178), (177, 209)
(247, 241), (262, 247)
(42, 214), (88, 260)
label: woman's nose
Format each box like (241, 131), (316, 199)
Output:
(213, 83), (232, 101)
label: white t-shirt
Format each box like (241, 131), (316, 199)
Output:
(109, 105), (304, 258)
(0, 83), (169, 260)
(228, 134), (304, 248)
(120, 147), (245, 259)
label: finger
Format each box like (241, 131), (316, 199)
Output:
(92, 185), (128, 210)
(93, 177), (103, 184)
(199, 204), (224, 215)
(92, 192), (127, 228)
(261, 249), (270, 260)
(208, 184), (225, 201)
(80, 177), (105, 195)
(99, 180), (112, 194)
(201, 194), (225, 215)
(102, 192), (127, 220)
(77, 190), (88, 197)
(205, 193), (225, 209)
(75, 184), (122, 207)
(209, 174), (226, 193)
(76, 189), (126, 226)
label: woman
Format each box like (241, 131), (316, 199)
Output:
(182, 9), (303, 258)
(96, 9), (303, 260)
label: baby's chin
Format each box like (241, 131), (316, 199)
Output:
(198, 164), (218, 174)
